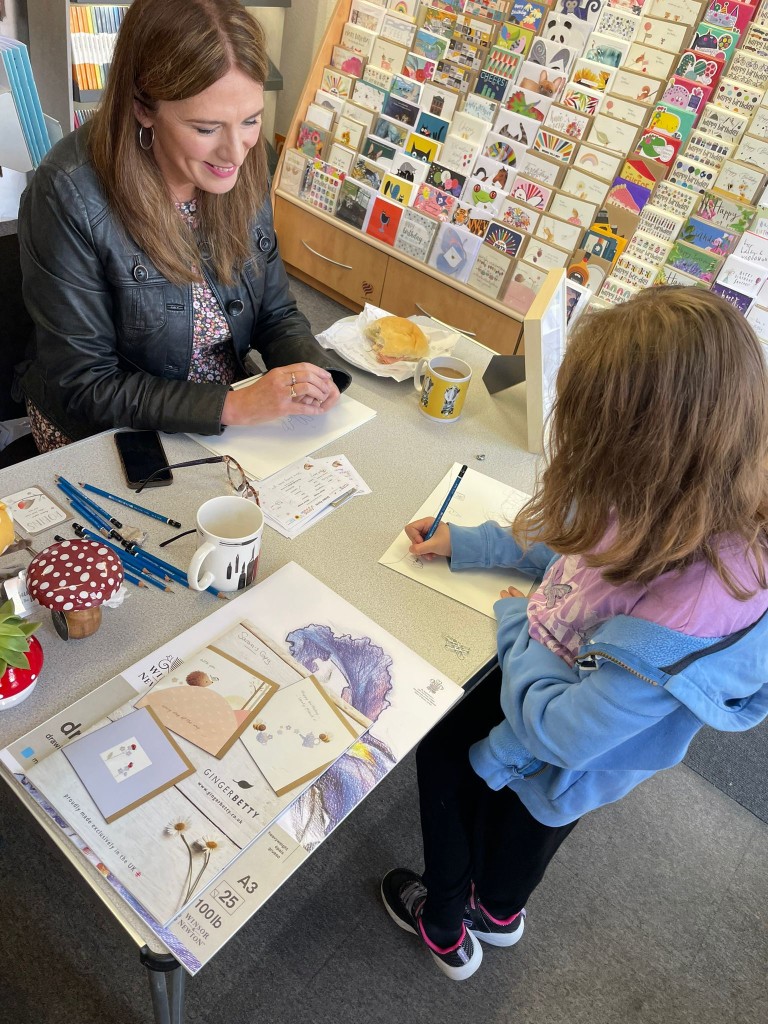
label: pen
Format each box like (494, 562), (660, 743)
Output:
(424, 465), (468, 541)
(78, 482), (182, 529)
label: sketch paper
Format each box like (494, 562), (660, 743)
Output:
(188, 383), (376, 480)
(379, 463), (535, 617)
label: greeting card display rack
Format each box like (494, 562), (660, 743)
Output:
(272, 0), (768, 356)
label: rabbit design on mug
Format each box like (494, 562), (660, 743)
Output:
(519, 69), (565, 97)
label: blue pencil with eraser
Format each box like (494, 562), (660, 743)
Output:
(424, 464), (467, 541)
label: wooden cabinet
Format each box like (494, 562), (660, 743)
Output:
(380, 260), (523, 355)
(272, 0), (525, 357)
(275, 195), (388, 308)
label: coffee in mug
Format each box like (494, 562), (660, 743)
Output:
(413, 356), (472, 422)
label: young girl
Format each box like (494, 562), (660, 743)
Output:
(381, 287), (768, 981)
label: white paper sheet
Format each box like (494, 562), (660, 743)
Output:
(259, 455), (371, 539)
(187, 390), (376, 480)
(379, 463), (536, 618)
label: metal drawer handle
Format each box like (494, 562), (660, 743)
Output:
(301, 241), (353, 270)
(415, 303), (477, 337)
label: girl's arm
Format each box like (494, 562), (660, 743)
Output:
(468, 599), (681, 790)
(449, 521), (555, 577)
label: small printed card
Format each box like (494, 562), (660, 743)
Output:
(667, 157), (718, 194)
(62, 708), (195, 823)
(1, 486), (68, 536)
(665, 239), (723, 282)
(427, 222), (483, 282)
(465, 244), (515, 297)
(696, 190), (756, 233)
(394, 206), (440, 260)
(679, 216), (738, 256)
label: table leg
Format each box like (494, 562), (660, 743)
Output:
(140, 946), (187, 1024)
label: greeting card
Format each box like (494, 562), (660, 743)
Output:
(600, 93), (649, 125)
(483, 131), (528, 166)
(62, 708), (195, 824)
(679, 216), (738, 255)
(548, 191), (599, 226)
(733, 230), (768, 267)
(412, 181), (459, 220)
(638, 203), (685, 240)
(524, 237), (572, 269)
(683, 130), (734, 169)
(380, 12), (418, 48)
(466, 244), (515, 297)
(321, 67), (357, 99)
(498, 196), (542, 233)
(382, 93), (420, 125)
(331, 45), (366, 78)
(390, 151), (429, 186)
(712, 160), (766, 204)
(427, 222), (484, 281)
(461, 91), (498, 121)
(518, 150), (566, 186)
(508, 174), (553, 209)
(710, 282), (754, 314)
(241, 677), (361, 797)
(402, 51), (438, 81)
(673, 50), (724, 88)
(372, 114), (411, 147)
(326, 143), (357, 175)
(335, 178), (375, 229)
(475, 68), (513, 100)
(561, 167), (611, 205)
(633, 127), (682, 164)
(352, 79), (389, 112)
(279, 149), (309, 198)
(534, 212), (583, 251)
(588, 114), (639, 154)
(361, 135), (396, 163)
(584, 32), (631, 68)
(648, 102), (697, 141)
(440, 136), (482, 173)
(654, 265), (709, 286)
(636, 16), (690, 54)
(544, 105), (591, 140)
(668, 157), (718, 193)
(625, 229), (673, 265)
(363, 63), (395, 91)
(713, 78), (764, 117)
(612, 253), (661, 287)
(503, 86), (553, 121)
(484, 45), (524, 79)
(691, 22), (740, 62)
(571, 56), (615, 92)
(405, 131), (441, 162)
(413, 28), (450, 62)
(135, 640), (278, 758)
(653, 179), (700, 218)
(696, 190), (756, 233)
(350, 0), (386, 33)
(365, 195), (404, 243)
(425, 161), (466, 196)
(484, 220), (526, 256)
(662, 76), (712, 113)
(729, 50), (768, 90)
(561, 81), (604, 114)
(600, 276), (640, 304)
(333, 114), (368, 150)
(607, 68), (663, 103)
(528, 37), (579, 75)
(532, 127), (577, 163)
(665, 239), (723, 281)
(502, 259), (548, 314)
(573, 142), (622, 181)
(370, 38), (408, 76)
(341, 21), (378, 59)
(381, 172), (414, 204)
(746, 304), (768, 342)
(594, 6), (641, 42)
(394, 205), (440, 260)
(415, 110), (452, 142)
(350, 156), (387, 190)
(390, 74), (422, 104)
(420, 81), (460, 120)
(735, 134), (768, 171)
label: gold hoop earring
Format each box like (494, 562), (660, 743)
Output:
(138, 125), (155, 151)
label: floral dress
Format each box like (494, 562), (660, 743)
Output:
(29, 197), (239, 452)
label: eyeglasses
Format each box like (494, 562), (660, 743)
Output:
(136, 455), (259, 504)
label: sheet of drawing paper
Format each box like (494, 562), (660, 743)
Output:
(188, 384), (376, 480)
(379, 463), (535, 617)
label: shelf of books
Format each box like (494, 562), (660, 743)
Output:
(272, 0), (768, 354)
(0, 35), (61, 173)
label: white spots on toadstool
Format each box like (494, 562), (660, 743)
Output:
(62, 602), (73, 611)
(80, 572), (90, 582)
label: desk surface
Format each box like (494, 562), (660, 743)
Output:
(0, 336), (538, 952)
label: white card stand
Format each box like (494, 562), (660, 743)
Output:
(523, 268), (567, 455)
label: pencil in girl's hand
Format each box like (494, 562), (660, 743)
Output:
(424, 465), (468, 541)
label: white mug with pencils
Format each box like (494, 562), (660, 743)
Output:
(188, 496), (264, 593)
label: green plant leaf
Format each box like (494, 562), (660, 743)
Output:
(0, 635), (31, 651)
(1, 649), (30, 670)
(19, 621), (40, 636)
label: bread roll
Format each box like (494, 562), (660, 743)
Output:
(364, 316), (429, 364)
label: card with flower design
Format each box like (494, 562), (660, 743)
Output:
(544, 105), (591, 141)
(571, 56), (615, 92)
(497, 197), (541, 233)
(695, 190), (755, 233)
(561, 166), (610, 205)
(561, 81), (604, 115)
(679, 216), (738, 256)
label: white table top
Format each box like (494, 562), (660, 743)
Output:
(0, 337), (539, 952)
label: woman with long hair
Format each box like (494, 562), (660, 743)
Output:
(17, 0), (349, 451)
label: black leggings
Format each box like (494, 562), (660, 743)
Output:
(416, 667), (578, 935)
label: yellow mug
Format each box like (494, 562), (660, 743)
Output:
(414, 356), (472, 422)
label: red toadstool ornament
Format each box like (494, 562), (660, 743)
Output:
(27, 539), (124, 640)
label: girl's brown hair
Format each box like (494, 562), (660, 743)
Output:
(89, 0), (269, 285)
(514, 287), (768, 598)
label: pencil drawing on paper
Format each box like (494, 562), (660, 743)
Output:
(284, 624), (397, 849)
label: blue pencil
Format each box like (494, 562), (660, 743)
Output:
(424, 465), (468, 541)
(56, 475), (123, 530)
(74, 525), (172, 589)
(68, 496), (114, 536)
(78, 482), (182, 529)
(125, 543), (225, 599)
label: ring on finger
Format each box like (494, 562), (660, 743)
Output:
(290, 372), (297, 386)
(290, 384), (297, 398)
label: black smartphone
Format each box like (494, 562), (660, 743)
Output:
(114, 430), (173, 489)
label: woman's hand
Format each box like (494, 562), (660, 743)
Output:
(221, 363), (340, 426)
(404, 518), (452, 560)
(499, 585), (525, 599)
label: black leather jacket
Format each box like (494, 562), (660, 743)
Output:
(16, 126), (349, 440)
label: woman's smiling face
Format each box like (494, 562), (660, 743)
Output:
(135, 68), (264, 201)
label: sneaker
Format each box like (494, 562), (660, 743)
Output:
(463, 882), (526, 948)
(381, 868), (483, 982)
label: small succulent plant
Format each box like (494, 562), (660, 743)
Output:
(0, 599), (41, 678)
